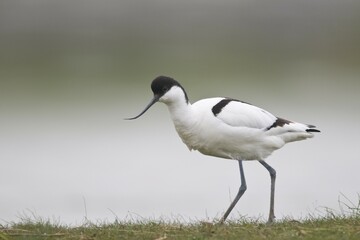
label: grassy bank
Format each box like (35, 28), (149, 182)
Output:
(1, 215), (359, 240)
(2, 196), (359, 240)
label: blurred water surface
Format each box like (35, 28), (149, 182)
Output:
(1, 0), (359, 224)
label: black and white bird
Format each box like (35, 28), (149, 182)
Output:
(126, 76), (320, 224)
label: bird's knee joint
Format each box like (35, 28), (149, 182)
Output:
(269, 168), (276, 178)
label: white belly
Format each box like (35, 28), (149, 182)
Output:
(174, 119), (285, 161)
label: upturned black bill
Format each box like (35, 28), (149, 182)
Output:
(124, 95), (160, 120)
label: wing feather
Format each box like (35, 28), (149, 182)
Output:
(213, 98), (277, 129)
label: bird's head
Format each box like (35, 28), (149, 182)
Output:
(125, 76), (188, 120)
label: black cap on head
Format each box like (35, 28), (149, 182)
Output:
(151, 76), (188, 103)
(124, 76), (188, 120)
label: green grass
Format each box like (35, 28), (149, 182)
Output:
(0, 217), (359, 240)
(1, 216), (359, 240)
(2, 197), (359, 240)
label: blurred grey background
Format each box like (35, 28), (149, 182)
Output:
(1, 0), (359, 224)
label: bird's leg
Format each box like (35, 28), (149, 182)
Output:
(259, 160), (276, 224)
(219, 160), (247, 224)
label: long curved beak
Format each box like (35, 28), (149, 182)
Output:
(124, 95), (160, 120)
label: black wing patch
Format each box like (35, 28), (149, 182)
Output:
(266, 117), (292, 130)
(212, 99), (234, 116)
(211, 98), (252, 116)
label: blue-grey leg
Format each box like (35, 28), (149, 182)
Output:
(219, 160), (247, 224)
(259, 160), (276, 223)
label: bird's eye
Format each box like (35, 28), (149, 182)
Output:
(162, 86), (168, 92)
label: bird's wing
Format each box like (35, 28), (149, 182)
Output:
(211, 98), (277, 129)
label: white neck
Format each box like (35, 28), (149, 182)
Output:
(160, 86), (195, 137)
(166, 99), (196, 150)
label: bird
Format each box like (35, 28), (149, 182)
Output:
(125, 76), (320, 224)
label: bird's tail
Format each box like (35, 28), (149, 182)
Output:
(305, 124), (321, 133)
(272, 122), (320, 143)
